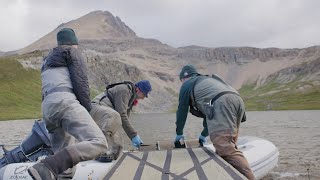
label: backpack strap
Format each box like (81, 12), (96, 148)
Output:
(210, 91), (239, 104)
(211, 74), (229, 85)
(207, 91), (246, 123)
(99, 81), (136, 109)
(189, 75), (206, 118)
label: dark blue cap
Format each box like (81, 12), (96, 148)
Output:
(179, 65), (198, 80)
(135, 80), (152, 97)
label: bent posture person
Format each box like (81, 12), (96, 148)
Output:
(174, 65), (255, 180)
(90, 80), (152, 160)
(28, 28), (107, 180)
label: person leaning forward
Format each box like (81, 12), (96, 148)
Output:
(90, 80), (152, 160)
(174, 65), (255, 180)
(27, 28), (107, 180)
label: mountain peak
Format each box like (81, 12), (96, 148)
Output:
(17, 10), (136, 54)
(72, 10), (136, 38)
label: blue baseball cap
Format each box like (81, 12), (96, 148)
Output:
(135, 80), (152, 97)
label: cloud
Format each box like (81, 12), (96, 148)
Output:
(0, 0), (29, 51)
(0, 0), (320, 51)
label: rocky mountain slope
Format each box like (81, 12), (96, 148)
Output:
(7, 10), (320, 112)
(14, 11), (136, 55)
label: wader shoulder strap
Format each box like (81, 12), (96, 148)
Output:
(211, 74), (229, 86)
(191, 76), (207, 108)
(106, 81), (133, 90)
(190, 76), (206, 118)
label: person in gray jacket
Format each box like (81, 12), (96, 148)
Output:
(28, 28), (107, 180)
(90, 80), (152, 160)
(174, 65), (255, 180)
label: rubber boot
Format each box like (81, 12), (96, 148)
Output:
(28, 162), (56, 180)
(106, 132), (122, 160)
(111, 142), (122, 160)
(96, 132), (122, 162)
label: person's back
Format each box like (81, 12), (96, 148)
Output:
(92, 83), (133, 109)
(41, 46), (77, 105)
(193, 75), (238, 113)
(90, 80), (152, 161)
(175, 65), (255, 180)
(42, 46), (82, 90)
(28, 28), (107, 180)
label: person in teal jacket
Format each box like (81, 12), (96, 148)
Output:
(174, 65), (255, 180)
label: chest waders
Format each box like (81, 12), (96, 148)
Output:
(189, 75), (246, 123)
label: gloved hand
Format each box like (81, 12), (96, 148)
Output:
(175, 134), (184, 142)
(132, 135), (144, 148)
(174, 134), (185, 148)
(199, 135), (207, 146)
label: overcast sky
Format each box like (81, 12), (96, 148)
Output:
(1, 0), (320, 52)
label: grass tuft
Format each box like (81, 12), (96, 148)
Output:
(0, 57), (42, 120)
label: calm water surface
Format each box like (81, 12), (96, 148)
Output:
(0, 110), (319, 180)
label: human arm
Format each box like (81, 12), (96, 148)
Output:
(175, 81), (192, 136)
(198, 118), (209, 146)
(67, 48), (92, 112)
(111, 85), (137, 139)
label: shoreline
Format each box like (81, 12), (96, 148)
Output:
(1, 109), (320, 121)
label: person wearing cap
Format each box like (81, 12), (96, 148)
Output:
(28, 28), (107, 180)
(174, 65), (255, 180)
(90, 80), (152, 161)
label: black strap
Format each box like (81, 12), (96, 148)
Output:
(209, 91), (247, 123)
(211, 74), (229, 86)
(98, 94), (108, 104)
(191, 76), (201, 109)
(99, 81), (136, 110)
(190, 74), (230, 112)
(189, 75), (244, 120)
(190, 76), (206, 111)
(210, 91), (240, 105)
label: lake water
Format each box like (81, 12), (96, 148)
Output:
(0, 110), (319, 180)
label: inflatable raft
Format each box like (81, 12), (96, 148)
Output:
(0, 136), (278, 180)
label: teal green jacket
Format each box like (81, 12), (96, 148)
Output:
(176, 76), (208, 136)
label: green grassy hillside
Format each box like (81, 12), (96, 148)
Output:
(239, 81), (320, 111)
(0, 54), (102, 121)
(0, 57), (42, 120)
